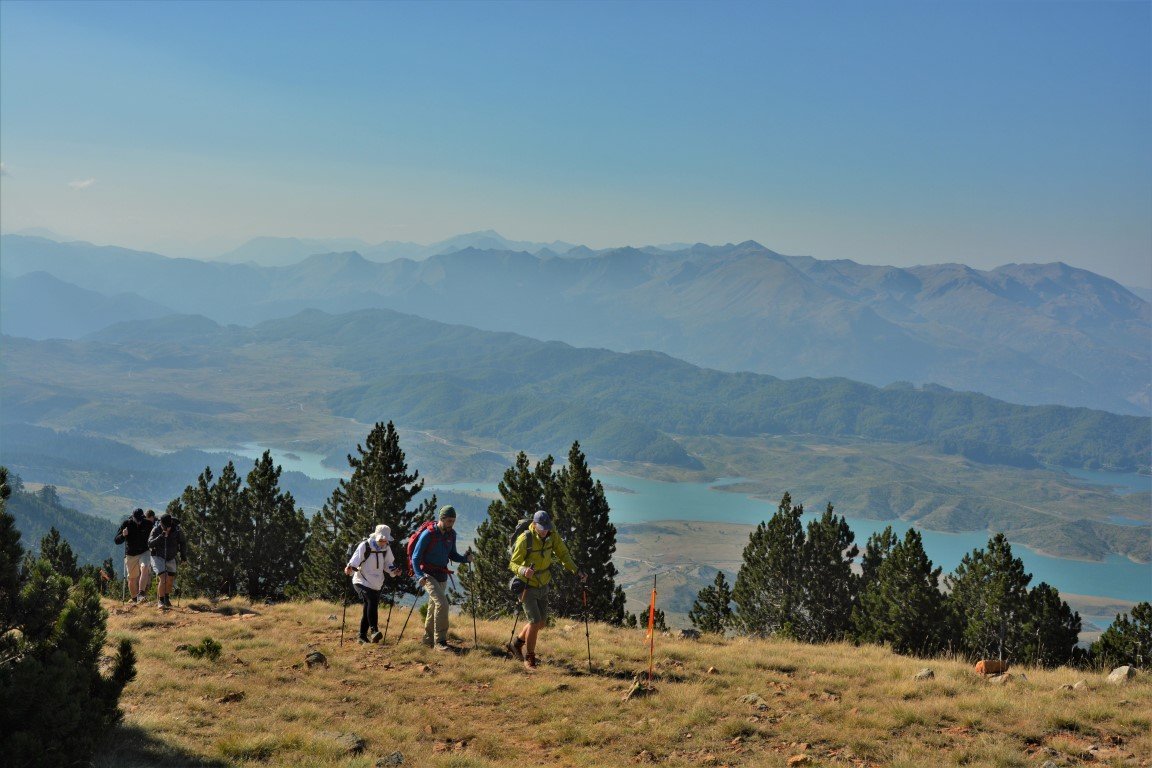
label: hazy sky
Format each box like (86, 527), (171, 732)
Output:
(1, 1), (1149, 287)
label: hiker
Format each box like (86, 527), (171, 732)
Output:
(411, 505), (472, 650)
(148, 513), (186, 610)
(114, 508), (152, 603)
(344, 524), (402, 644)
(507, 510), (585, 670)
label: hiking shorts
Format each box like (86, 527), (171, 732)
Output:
(124, 553), (149, 581)
(522, 585), (549, 625)
(151, 556), (177, 576)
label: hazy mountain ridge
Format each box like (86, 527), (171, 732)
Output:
(1, 234), (1147, 415)
(3, 307), (1149, 561)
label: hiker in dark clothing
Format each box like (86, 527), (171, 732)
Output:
(148, 513), (186, 610)
(411, 505), (472, 650)
(114, 508), (153, 603)
(507, 510), (584, 670)
(345, 524), (401, 643)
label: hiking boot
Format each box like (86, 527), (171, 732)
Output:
(506, 640), (525, 662)
(135, 594), (147, 604)
(368, 630), (383, 643)
(357, 636), (369, 645)
(161, 595), (172, 608)
(421, 637), (434, 648)
(434, 642), (451, 652)
(157, 600), (169, 610)
(524, 652), (538, 670)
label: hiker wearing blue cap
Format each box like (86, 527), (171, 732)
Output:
(507, 509), (585, 670)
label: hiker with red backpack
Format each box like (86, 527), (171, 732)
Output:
(507, 510), (585, 670)
(410, 505), (472, 651)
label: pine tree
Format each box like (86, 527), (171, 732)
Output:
(733, 492), (805, 636)
(241, 452), (308, 600)
(296, 422), (434, 601)
(1092, 602), (1151, 669)
(461, 452), (555, 619)
(552, 442), (621, 622)
(851, 527), (947, 656)
(177, 463), (245, 597)
(859, 525), (897, 590)
(1020, 582), (1081, 668)
(689, 569), (734, 634)
(798, 503), (858, 642)
(0, 466), (136, 767)
(945, 533), (1033, 662)
(36, 527), (79, 581)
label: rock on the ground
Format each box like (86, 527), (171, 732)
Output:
(914, 668), (934, 680)
(1107, 666), (1136, 684)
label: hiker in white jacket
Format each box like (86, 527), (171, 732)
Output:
(344, 524), (401, 643)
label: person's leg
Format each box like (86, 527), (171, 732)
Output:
(125, 555), (140, 600)
(366, 589), (380, 636)
(166, 565), (177, 604)
(139, 562), (152, 600)
(354, 585), (370, 640)
(422, 580), (436, 645)
(424, 578), (449, 645)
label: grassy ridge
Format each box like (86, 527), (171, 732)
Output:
(96, 599), (1150, 768)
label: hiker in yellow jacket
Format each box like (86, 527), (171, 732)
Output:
(507, 510), (585, 670)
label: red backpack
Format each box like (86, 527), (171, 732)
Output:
(404, 520), (440, 577)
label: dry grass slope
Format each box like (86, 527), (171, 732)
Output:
(95, 598), (1151, 768)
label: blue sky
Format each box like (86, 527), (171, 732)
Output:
(1, 0), (1149, 287)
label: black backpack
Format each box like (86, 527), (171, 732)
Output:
(347, 539), (387, 571)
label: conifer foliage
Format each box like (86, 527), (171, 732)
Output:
(174, 452), (308, 601)
(689, 569), (734, 634)
(463, 443), (624, 623)
(1092, 601), (1151, 669)
(296, 422), (435, 601)
(945, 533), (1034, 662)
(852, 527), (948, 656)
(732, 493), (806, 636)
(551, 442), (624, 623)
(0, 466), (137, 768)
(461, 452), (554, 619)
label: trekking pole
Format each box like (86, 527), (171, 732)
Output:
(396, 588), (423, 643)
(467, 549), (478, 649)
(339, 583), (349, 647)
(582, 586), (592, 673)
(506, 588), (528, 650)
(382, 580), (396, 644)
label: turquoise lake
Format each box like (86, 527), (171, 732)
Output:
(215, 444), (1151, 610)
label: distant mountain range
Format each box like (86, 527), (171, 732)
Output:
(2, 234), (1146, 415)
(3, 307), (1148, 563)
(214, 230), (581, 267)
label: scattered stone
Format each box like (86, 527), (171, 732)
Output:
(1072, 679), (1088, 690)
(987, 673), (1013, 685)
(328, 614), (337, 620)
(215, 691), (244, 704)
(305, 651), (328, 668)
(787, 756), (810, 766)
(1059, 683), (1073, 691)
(738, 693), (769, 709)
(376, 752), (403, 766)
(679, 628), (701, 640)
(624, 677), (657, 701)
(319, 731), (365, 755)
(632, 749), (657, 763)
(1041, 762), (1058, 768)
(706, 666), (718, 674)
(913, 668), (934, 680)
(1107, 666), (1136, 685)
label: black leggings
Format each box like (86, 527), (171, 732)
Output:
(354, 584), (381, 637)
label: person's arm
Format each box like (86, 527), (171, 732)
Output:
(115, 521), (127, 545)
(448, 532), (469, 564)
(411, 530), (429, 581)
(345, 541), (364, 575)
(552, 535), (578, 575)
(148, 524), (162, 548)
(382, 546), (400, 576)
(509, 532), (534, 579)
